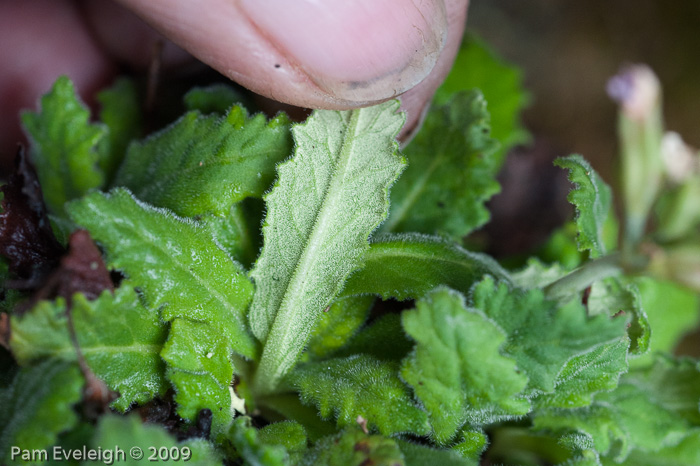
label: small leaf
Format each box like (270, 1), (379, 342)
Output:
(258, 421), (308, 464)
(113, 106), (292, 217)
(611, 429), (700, 466)
(401, 287), (529, 444)
(0, 360), (82, 465)
(471, 276), (629, 396)
(435, 34), (530, 164)
(288, 354), (429, 436)
(342, 233), (509, 300)
(161, 318), (235, 434)
(184, 84), (248, 115)
(225, 416), (288, 466)
(97, 77), (142, 183)
(249, 101), (406, 393)
(10, 285), (169, 411)
(452, 429), (488, 464)
(382, 91), (500, 238)
(21, 76), (106, 216)
(301, 429), (405, 466)
(306, 295), (374, 359)
(398, 440), (476, 466)
(67, 189), (256, 359)
(202, 199), (264, 270)
(334, 313), (413, 362)
(554, 155), (614, 258)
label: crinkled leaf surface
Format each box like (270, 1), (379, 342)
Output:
(0, 360), (82, 465)
(342, 233), (509, 300)
(10, 285), (168, 411)
(21, 76), (106, 216)
(161, 318), (235, 434)
(258, 421), (308, 465)
(249, 101), (405, 393)
(401, 287), (529, 444)
(67, 189), (256, 358)
(471, 276), (629, 396)
(113, 106), (292, 217)
(382, 91), (499, 238)
(452, 429), (488, 464)
(534, 356), (700, 462)
(554, 155), (614, 258)
(435, 34), (530, 164)
(288, 354), (429, 436)
(305, 295), (373, 359)
(301, 429), (404, 466)
(97, 77), (142, 183)
(91, 414), (223, 466)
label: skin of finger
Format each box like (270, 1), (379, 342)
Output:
(398, 0), (469, 141)
(80, 0), (192, 69)
(0, 0), (116, 172)
(112, 0), (449, 109)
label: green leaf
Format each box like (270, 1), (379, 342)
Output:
(534, 338), (630, 409)
(398, 440), (476, 466)
(113, 106), (292, 217)
(249, 101), (406, 394)
(260, 394), (337, 442)
(184, 84), (248, 115)
(452, 429), (488, 464)
(225, 416), (289, 466)
(161, 318), (235, 434)
(10, 285), (168, 411)
(608, 429), (700, 466)
(471, 276), (629, 396)
(21, 76), (106, 216)
(288, 354), (429, 436)
(305, 295), (374, 359)
(0, 360), (82, 465)
(258, 421), (308, 465)
(554, 155), (615, 258)
(334, 313), (413, 362)
(382, 91), (499, 238)
(202, 198), (264, 270)
(67, 189), (256, 359)
(401, 287), (529, 444)
(301, 429), (405, 466)
(97, 77), (142, 183)
(342, 233), (509, 300)
(90, 414), (223, 466)
(534, 356), (700, 462)
(435, 34), (530, 163)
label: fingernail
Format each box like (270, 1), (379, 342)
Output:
(238, 0), (447, 103)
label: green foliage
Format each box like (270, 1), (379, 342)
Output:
(302, 429), (405, 466)
(398, 440), (476, 466)
(258, 421), (308, 465)
(471, 276), (629, 396)
(249, 101), (405, 394)
(225, 416), (290, 466)
(10, 285), (168, 411)
(161, 318), (236, 434)
(343, 233), (509, 300)
(21, 76), (106, 216)
(435, 34), (530, 163)
(383, 90), (499, 238)
(202, 199), (264, 270)
(334, 313), (413, 362)
(0, 360), (82, 465)
(67, 189), (257, 359)
(305, 295), (373, 359)
(113, 106), (291, 218)
(554, 155), (615, 258)
(289, 354), (429, 436)
(184, 84), (247, 115)
(401, 287), (529, 443)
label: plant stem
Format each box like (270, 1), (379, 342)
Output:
(544, 253), (622, 301)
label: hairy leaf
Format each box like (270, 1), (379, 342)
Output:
(67, 189), (256, 358)
(249, 101), (405, 393)
(260, 394), (338, 442)
(609, 430), (700, 466)
(162, 318), (236, 433)
(471, 276), (629, 396)
(301, 429), (405, 466)
(21, 76), (106, 216)
(10, 285), (168, 411)
(554, 155), (614, 258)
(402, 288), (529, 443)
(97, 77), (142, 183)
(305, 295), (374, 359)
(202, 198), (264, 270)
(382, 91), (499, 238)
(113, 106), (292, 217)
(342, 233), (509, 300)
(289, 354), (429, 436)
(435, 34), (530, 164)
(399, 440), (476, 466)
(0, 360), (82, 465)
(258, 421), (308, 465)
(225, 416), (289, 466)
(534, 356), (700, 462)
(91, 414), (223, 466)
(334, 313), (413, 362)
(184, 84), (248, 115)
